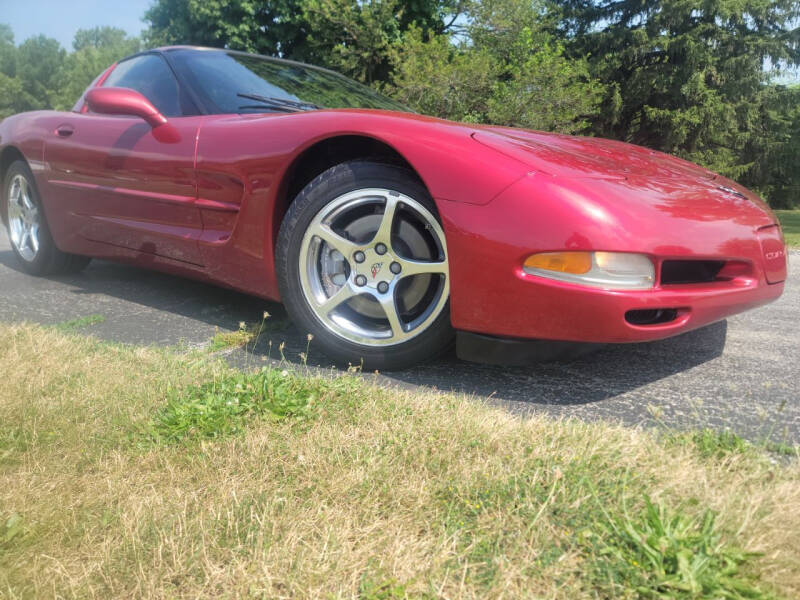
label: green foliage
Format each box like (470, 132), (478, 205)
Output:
(54, 314), (106, 332)
(301, 0), (404, 83)
(145, 0), (310, 59)
(390, 0), (605, 133)
(666, 428), (753, 459)
(388, 27), (495, 122)
(51, 27), (141, 111)
(690, 429), (751, 459)
(552, 0), (800, 206)
(358, 569), (411, 600)
(144, 0), (460, 83)
(0, 72), (37, 120)
(0, 26), (140, 116)
(740, 85), (800, 209)
(1, 513), (24, 550)
(437, 456), (770, 597)
(776, 210), (800, 247)
(15, 35), (65, 110)
(588, 497), (767, 599)
(147, 367), (361, 442)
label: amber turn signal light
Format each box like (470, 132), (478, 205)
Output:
(523, 251), (655, 289)
(523, 251), (593, 274)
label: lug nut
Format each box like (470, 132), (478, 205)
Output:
(390, 261), (401, 274)
(353, 250), (365, 263)
(375, 243), (387, 255)
(355, 274), (367, 287)
(377, 281), (389, 294)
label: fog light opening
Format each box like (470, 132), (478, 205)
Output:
(625, 308), (679, 326)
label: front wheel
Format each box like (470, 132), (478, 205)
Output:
(276, 161), (453, 370)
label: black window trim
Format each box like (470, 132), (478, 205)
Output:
(103, 50), (204, 117)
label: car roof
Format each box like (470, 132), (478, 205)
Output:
(119, 45), (347, 80)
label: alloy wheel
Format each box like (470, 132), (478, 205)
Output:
(298, 188), (449, 346)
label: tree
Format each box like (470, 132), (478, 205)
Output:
(390, 0), (605, 133)
(51, 27), (141, 110)
(299, 0), (465, 82)
(0, 25), (38, 118)
(0, 24), (15, 76)
(144, 0), (313, 59)
(301, 0), (404, 82)
(143, 0), (464, 81)
(389, 27), (496, 121)
(740, 84), (800, 209)
(0, 72), (37, 119)
(552, 0), (800, 188)
(14, 35), (65, 110)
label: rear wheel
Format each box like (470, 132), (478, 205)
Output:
(277, 161), (453, 370)
(3, 160), (90, 276)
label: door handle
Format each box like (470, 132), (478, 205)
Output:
(55, 125), (74, 138)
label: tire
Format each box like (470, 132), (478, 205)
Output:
(277, 160), (454, 370)
(2, 160), (91, 276)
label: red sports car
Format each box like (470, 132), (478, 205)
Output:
(0, 47), (787, 369)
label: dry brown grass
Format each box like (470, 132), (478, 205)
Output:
(0, 322), (798, 599)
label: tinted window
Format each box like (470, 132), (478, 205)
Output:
(103, 54), (183, 117)
(169, 49), (408, 114)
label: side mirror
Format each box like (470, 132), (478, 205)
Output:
(85, 87), (167, 128)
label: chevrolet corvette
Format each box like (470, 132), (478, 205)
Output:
(0, 47), (787, 368)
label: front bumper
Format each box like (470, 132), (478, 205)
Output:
(439, 174), (787, 345)
(454, 272), (783, 346)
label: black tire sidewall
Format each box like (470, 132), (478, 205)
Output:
(276, 161), (454, 370)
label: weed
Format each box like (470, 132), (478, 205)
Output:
(586, 497), (767, 599)
(147, 367), (355, 442)
(0, 513), (24, 550)
(666, 428), (752, 459)
(54, 314), (105, 331)
(208, 321), (258, 351)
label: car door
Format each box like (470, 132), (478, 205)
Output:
(44, 53), (205, 265)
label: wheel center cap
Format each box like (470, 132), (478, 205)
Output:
(355, 247), (394, 288)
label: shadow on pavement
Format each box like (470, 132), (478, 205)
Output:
(0, 250), (728, 407)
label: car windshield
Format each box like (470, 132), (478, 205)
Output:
(168, 49), (408, 114)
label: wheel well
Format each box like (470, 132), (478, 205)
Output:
(0, 146), (26, 184)
(272, 135), (426, 245)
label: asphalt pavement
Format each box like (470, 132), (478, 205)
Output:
(1, 227), (797, 444)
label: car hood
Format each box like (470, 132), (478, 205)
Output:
(472, 127), (716, 180)
(472, 126), (776, 226)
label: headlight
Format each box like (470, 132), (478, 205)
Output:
(523, 251), (655, 290)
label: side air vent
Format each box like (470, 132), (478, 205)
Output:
(661, 260), (725, 285)
(625, 308), (679, 326)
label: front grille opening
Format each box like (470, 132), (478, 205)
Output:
(661, 260), (725, 285)
(625, 308), (679, 326)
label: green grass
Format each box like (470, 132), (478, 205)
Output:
(1, 322), (798, 599)
(587, 496), (760, 598)
(54, 313), (105, 331)
(667, 428), (753, 459)
(207, 313), (292, 352)
(776, 210), (800, 247)
(148, 367), (361, 442)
